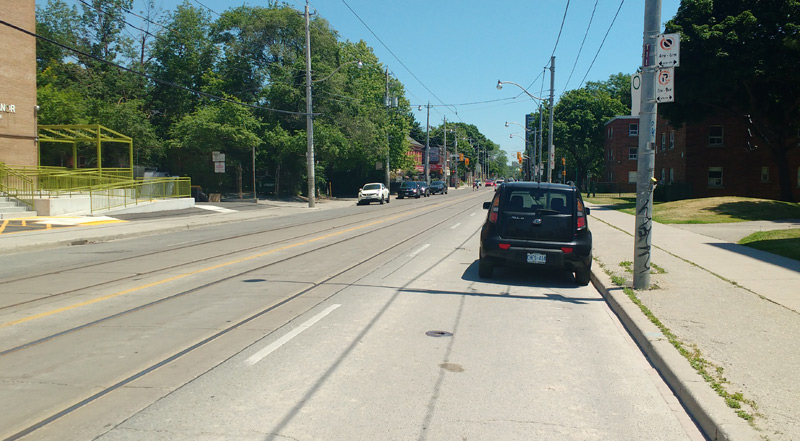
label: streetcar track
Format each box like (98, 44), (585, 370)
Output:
(0, 195), (473, 312)
(2, 194), (486, 441)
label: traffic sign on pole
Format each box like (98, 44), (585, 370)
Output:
(655, 33), (680, 67)
(655, 68), (675, 103)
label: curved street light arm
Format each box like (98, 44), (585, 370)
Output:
(505, 121), (532, 132)
(496, 80), (547, 101)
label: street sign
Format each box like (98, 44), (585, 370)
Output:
(214, 161), (225, 173)
(655, 68), (675, 103)
(656, 33), (680, 67)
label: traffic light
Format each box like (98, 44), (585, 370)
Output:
(459, 153), (464, 161)
(517, 152), (523, 164)
(465, 158), (470, 166)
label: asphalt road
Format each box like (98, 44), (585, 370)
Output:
(0, 190), (704, 440)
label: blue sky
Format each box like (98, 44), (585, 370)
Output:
(130, 0), (680, 163)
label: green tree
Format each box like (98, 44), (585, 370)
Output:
(147, 1), (218, 139)
(585, 72), (632, 113)
(167, 98), (262, 192)
(553, 88), (627, 189)
(662, 0), (800, 202)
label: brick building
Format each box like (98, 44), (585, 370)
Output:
(603, 112), (800, 201)
(0, 0), (38, 167)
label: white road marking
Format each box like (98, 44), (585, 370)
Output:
(245, 304), (341, 366)
(408, 244), (431, 257)
(470, 212), (476, 216)
(450, 223), (461, 230)
(196, 205), (237, 213)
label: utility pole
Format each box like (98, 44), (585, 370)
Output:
(443, 116), (447, 187)
(454, 134), (459, 188)
(547, 56), (555, 183)
(424, 101), (431, 185)
(385, 68), (391, 192)
(304, 1), (315, 208)
(634, 0), (661, 290)
(538, 68), (545, 182)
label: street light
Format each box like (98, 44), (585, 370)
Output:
(497, 70), (556, 183)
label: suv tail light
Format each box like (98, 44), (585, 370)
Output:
(488, 197), (500, 223)
(576, 199), (587, 230)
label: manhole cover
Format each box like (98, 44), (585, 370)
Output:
(425, 330), (453, 337)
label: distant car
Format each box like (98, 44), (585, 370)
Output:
(484, 180), (495, 187)
(429, 180), (447, 195)
(357, 182), (390, 205)
(494, 179), (505, 191)
(397, 181), (423, 199)
(416, 181), (431, 197)
(479, 181), (592, 285)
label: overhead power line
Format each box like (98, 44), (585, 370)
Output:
(563, 0), (598, 92)
(337, 0), (457, 118)
(578, 0), (625, 89)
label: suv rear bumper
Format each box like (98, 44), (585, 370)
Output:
(480, 236), (592, 273)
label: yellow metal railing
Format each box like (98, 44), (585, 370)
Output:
(0, 163), (36, 209)
(0, 164), (190, 214)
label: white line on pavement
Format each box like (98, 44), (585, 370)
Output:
(450, 223), (461, 230)
(245, 304), (341, 366)
(408, 244), (430, 257)
(195, 205), (237, 213)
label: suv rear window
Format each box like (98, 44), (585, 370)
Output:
(502, 189), (572, 213)
(400, 182), (417, 188)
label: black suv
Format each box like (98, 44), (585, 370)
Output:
(397, 181), (423, 199)
(479, 182), (592, 285)
(429, 180), (447, 195)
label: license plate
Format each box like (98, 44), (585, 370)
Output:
(527, 252), (546, 264)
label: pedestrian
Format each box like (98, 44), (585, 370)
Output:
(473, 180), (478, 191)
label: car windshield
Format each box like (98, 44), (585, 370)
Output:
(363, 184), (381, 190)
(400, 182), (417, 188)
(432, 181), (443, 186)
(503, 189), (572, 213)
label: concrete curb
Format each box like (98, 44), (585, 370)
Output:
(590, 267), (762, 441)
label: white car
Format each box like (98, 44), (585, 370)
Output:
(357, 183), (390, 205)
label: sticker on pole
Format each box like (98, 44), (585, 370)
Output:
(656, 33), (680, 67)
(655, 68), (675, 103)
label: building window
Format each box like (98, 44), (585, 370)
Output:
(708, 167), (723, 187)
(629, 147), (637, 160)
(628, 171), (637, 183)
(629, 123), (638, 136)
(609, 150), (614, 161)
(608, 127), (613, 139)
(761, 166), (770, 183)
(709, 126), (724, 146)
(669, 168), (674, 183)
(669, 131), (675, 149)
(661, 133), (666, 151)
(661, 168), (666, 182)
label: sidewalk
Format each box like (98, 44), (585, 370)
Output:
(588, 202), (799, 441)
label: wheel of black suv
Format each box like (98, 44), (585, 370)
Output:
(575, 269), (591, 286)
(478, 257), (493, 278)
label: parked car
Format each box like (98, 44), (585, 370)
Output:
(357, 182), (390, 205)
(479, 181), (592, 285)
(429, 180), (447, 195)
(416, 181), (431, 197)
(397, 181), (422, 199)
